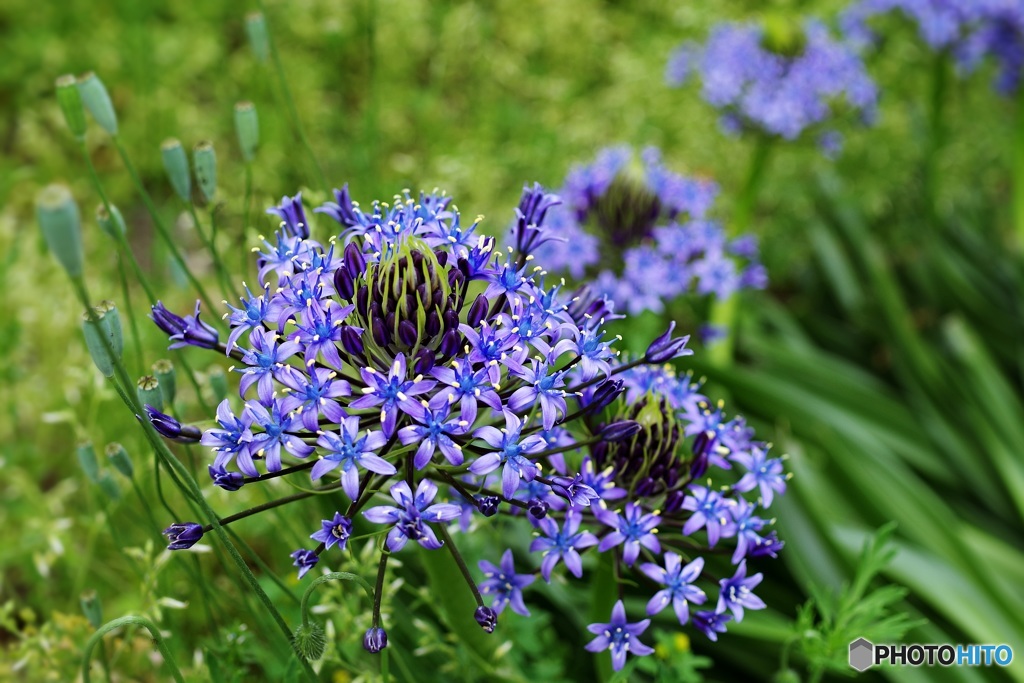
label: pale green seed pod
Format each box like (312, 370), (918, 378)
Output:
(161, 138), (192, 203)
(245, 12), (269, 62)
(152, 359), (177, 406)
(234, 101), (259, 162)
(56, 74), (87, 139)
(97, 472), (121, 500)
(193, 141), (217, 202)
(80, 591), (103, 629)
(293, 622), (326, 661)
(81, 303), (123, 377)
(36, 184), (83, 279)
(77, 442), (100, 483)
(76, 72), (118, 135)
(208, 366), (228, 402)
(96, 203), (127, 239)
(137, 375), (164, 413)
(105, 442), (134, 479)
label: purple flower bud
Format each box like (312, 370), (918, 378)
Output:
(290, 548), (319, 579)
(344, 242), (366, 277)
(586, 379), (624, 412)
(438, 329), (461, 358)
(599, 420), (641, 442)
(664, 489), (686, 513)
(398, 320), (418, 347)
(150, 301), (219, 350)
(363, 626), (388, 653)
(478, 496), (500, 517)
(144, 405), (202, 443)
(162, 522), (204, 550)
(340, 325), (364, 357)
(334, 266), (355, 300)
(644, 321), (692, 363)
(527, 498), (549, 519)
(208, 464), (245, 491)
(413, 348), (436, 375)
(467, 294), (489, 328)
(372, 318), (390, 347)
(474, 605), (497, 634)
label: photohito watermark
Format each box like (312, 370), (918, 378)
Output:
(849, 638), (1014, 672)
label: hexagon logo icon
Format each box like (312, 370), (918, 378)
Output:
(849, 638), (874, 672)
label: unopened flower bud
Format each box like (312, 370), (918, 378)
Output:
(76, 72), (118, 135)
(77, 442), (100, 483)
(36, 184), (83, 279)
(234, 101), (259, 162)
(56, 75), (87, 139)
(644, 321), (692, 363)
(193, 141), (217, 202)
(95, 203), (127, 239)
(527, 498), (550, 519)
(162, 522), (204, 550)
(152, 359), (177, 406)
(474, 606), (497, 634)
(293, 622), (326, 660)
(478, 496), (500, 517)
(363, 626), (388, 653)
(105, 442), (134, 479)
(599, 420), (642, 442)
(161, 139), (192, 203)
(245, 12), (270, 62)
(145, 405), (202, 443)
(209, 464), (245, 491)
(137, 375), (164, 413)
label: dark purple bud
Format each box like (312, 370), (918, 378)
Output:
(448, 267), (464, 289)
(290, 548), (320, 579)
(692, 430), (715, 458)
(150, 301), (186, 337)
(748, 531), (784, 559)
(664, 490), (686, 514)
(586, 379), (624, 412)
(443, 309), (459, 332)
(398, 320), (418, 348)
(550, 475), (600, 507)
(208, 464), (245, 491)
(527, 498), (549, 519)
(425, 310), (441, 337)
(457, 256), (471, 279)
(438, 329), (461, 358)
(478, 496), (500, 517)
(144, 405), (202, 443)
(333, 266), (355, 300)
(635, 477), (656, 497)
(356, 285), (369, 316)
(644, 321), (692, 363)
(150, 301), (220, 350)
(599, 420), (641, 442)
(372, 319), (390, 347)
(344, 242), (366, 277)
(689, 450), (709, 480)
(467, 294), (489, 328)
(474, 606), (497, 634)
(363, 626), (388, 653)
(435, 250), (449, 268)
(340, 325), (364, 356)
(162, 522), (204, 550)
(413, 348), (436, 375)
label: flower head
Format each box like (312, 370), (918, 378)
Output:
(584, 600), (654, 672)
(163, 522), (204, 550)
(363, 480), (462, 552)
(479, 549), (535, 617)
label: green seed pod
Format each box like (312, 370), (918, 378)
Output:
(77, 442), (100, 483)
(234, 101), (259, 162)
(80, 590), (103, 629)
(293, 622), (326, 661)
(36, 184), (83, 279)
(95, 203), (127, 239)
(152, 359), (177, 406)
(193, 141), (217, 202)
(208, 366), (228, 403)
(94, 301), (124, 359)
(137, 375), (164, 412)
(97, 472), (121, 500)
(56, 74), (87, 139)
(76, 72), (118, 135)
(161, 138), (192, 203)
(105, 442), (134, 479)
(245, 12), (270, 62)
(81, 304), (122, 377)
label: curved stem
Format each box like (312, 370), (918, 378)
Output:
(82, 616), (185, 683)
(299, 571), (375, 627)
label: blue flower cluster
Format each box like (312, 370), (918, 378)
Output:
(667, 20), (878, 146)
(528, 146), (766, 316)
(843, 0), (1024, 94)
(150, 184), (787, 669)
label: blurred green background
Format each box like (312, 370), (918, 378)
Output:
(2, 0), (1022, 681)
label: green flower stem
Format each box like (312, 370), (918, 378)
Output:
(242, 163), (254, 276)
(436, 523), (485, 607)
(110, 136), (218, 315)
(256, 0), (330, 194)
(299, 571), (375, 628)
(201, 486), (332, 533)
(371, 550), (389, 627)
(223, 525), (301, 606)
(82, 615), (185, 683)
(187, 203), (236, 301)
(116, 255), (144, 374)
(708, 135), (774, 367)
(70, 275), (319, 683)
